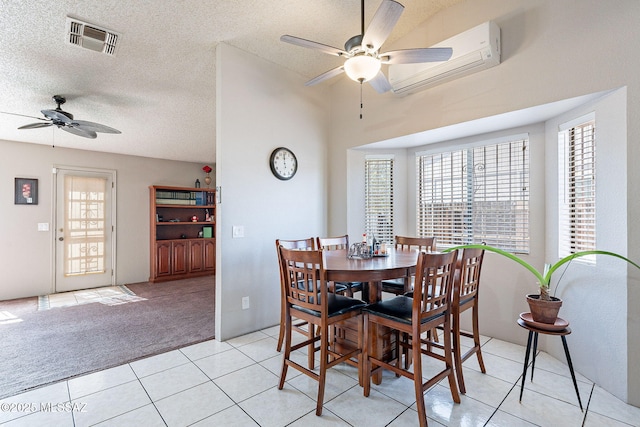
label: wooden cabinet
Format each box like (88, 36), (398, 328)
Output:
(149, 185), (216, 282)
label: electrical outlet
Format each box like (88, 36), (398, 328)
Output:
(242, 296), (250, 310)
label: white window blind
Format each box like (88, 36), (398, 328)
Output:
(365, 157), (394, 244)
(417, 138), (529, 253)
(558, 120), (596, 258)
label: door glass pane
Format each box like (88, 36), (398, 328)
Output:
(64, 175), (107, 276)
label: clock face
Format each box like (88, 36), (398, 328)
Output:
(270, 147), (297, 180)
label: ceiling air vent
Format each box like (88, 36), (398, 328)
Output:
(66, 17), (120, 56)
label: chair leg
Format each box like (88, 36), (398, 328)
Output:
(278, 312), (292, 390)
(412, 329), (429, 427)
(452, 309), (466, 394)
(363, 314), (372, 397)
(443, 318), (461, 404)
(276, 297), (285, 352)
(316, 324), (328, 416)
(308, 321), (316, 370)
(472, 305), (486, 373)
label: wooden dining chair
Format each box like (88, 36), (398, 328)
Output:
(450, 247), (486, 394)
(418, 247), (487, 393)
(317, 235), (364, 297)
(381, 236), (436, 296)
(362, 250), (460, 427)
(278, 247), (366, 416)
(275, 238), (316, 356)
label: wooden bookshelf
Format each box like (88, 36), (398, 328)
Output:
(149, 185), (215, 282)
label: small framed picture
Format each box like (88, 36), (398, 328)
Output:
(15, 178), (38, 205)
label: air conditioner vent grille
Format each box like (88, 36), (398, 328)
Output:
(65, 17), (120, 56)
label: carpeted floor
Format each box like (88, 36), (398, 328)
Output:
(0, 276), (215, 399)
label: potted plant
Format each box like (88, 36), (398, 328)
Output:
(444, 245), (640, 324)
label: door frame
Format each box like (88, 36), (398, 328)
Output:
(52, 165), (117, 292)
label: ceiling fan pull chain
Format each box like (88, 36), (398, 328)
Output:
(360, 82), (364, 119)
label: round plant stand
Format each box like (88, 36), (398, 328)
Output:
(517, 317), (583, 411)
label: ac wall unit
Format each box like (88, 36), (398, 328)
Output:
(389, 21), (500, 95)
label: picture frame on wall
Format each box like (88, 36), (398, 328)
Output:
(15, 178), (38, 205)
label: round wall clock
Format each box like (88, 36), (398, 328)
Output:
(269, 147), (297, 180)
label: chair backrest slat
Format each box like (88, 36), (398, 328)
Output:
(395, 236), (436, 252)
(317, 235), (349, 251)
(279, 247), (327, 314)
(412, 250), (458, 322)
(276, 237), (316, 291)
(454, 247), (485, 305)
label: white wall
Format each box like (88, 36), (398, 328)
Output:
(328, 0), (640, 404)
(0, 139), (208, 300)
(544, 89), (628, 399)
(215, 44), (330, 340)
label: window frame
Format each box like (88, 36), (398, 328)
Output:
(416, 135), (530, 253)
(364, 155), (394, 245)
(558, 115), (596, 260)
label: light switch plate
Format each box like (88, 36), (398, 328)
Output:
(232, 225), (244, 238)
(38, 223), (49, 231)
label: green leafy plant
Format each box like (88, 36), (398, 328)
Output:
(444, 244), (640, 300)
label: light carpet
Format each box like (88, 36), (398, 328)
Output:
(0, 276), (214, 399)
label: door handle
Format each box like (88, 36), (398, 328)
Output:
(59, 237), (64, 241)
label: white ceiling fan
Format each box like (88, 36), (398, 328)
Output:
(280, 0), (453, 93)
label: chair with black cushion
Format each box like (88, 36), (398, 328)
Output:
(450, 247), (486, 394)
(275, 238), (315, 355)
(317, 235), (364, 297)
(363, 250), (460, 427)
(275, 239), (348, 368)
(381, 236), (436, 296)
(278, 247), (366, 416)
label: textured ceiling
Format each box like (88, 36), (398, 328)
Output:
(0, 0), (463, 162)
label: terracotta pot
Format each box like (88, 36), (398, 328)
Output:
(526, 294), (562, 324)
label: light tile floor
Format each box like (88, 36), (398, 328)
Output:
(38, 286), (146, 310)
(1, 326), (639, 427)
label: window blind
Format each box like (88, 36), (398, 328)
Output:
(417, 138), (529, 253)
(559, 120), (596, 257)
(365, 157), (394, 244)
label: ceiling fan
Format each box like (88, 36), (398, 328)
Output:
(280, 0), (453, 93)
(4, 95), (121, 139)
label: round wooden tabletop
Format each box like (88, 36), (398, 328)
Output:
(323, 248), (420, 283)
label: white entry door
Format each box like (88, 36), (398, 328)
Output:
(55, 168), (115, 292)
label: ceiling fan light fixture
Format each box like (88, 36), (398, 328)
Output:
(344, 54), (381, 83)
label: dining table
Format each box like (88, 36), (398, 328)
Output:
(323, 248), (421, 384)
(323, 248), (419, 303)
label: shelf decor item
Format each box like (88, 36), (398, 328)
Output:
(202, 165), (212, 187)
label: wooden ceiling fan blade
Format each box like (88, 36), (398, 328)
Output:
(72, 120), (121, 134)
(61, 125), (97, 139)
(18, 122), (53, 130)
(380, 47), (453, 64)
(368, 71), (393, 93)
(361, 0), (404, 51)
(280, 35), (347, 57)
(305, 66), (345, 86)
